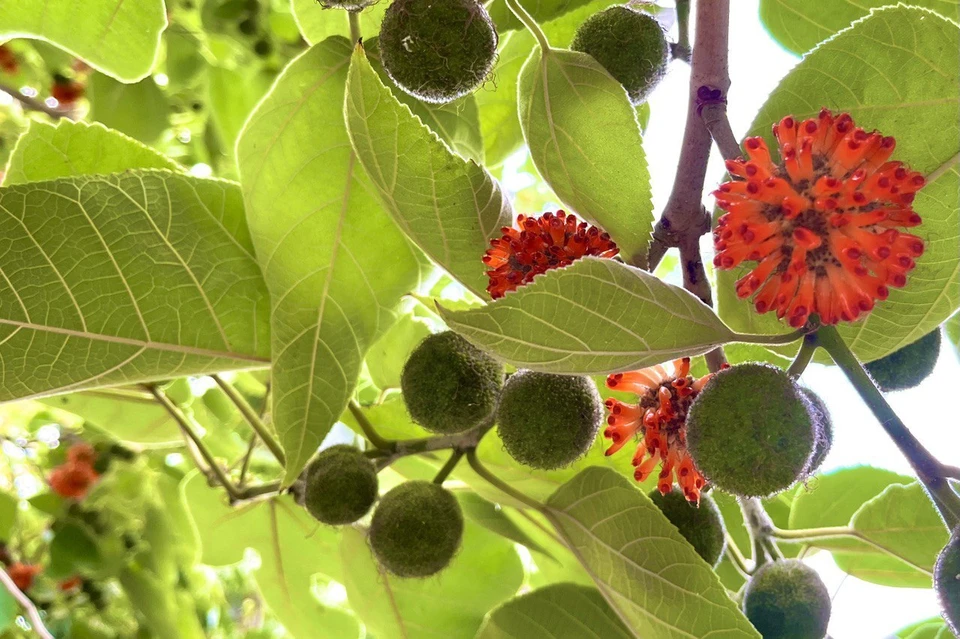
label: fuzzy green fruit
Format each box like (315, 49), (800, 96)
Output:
(800, 388), (832, 474)
(571, 5), (668, 104)
(369, 481), (463, 577)
(379, 0), (498, 104)
(649, 489), (726, 567)
(303, 445), (379, 525)
(686, 364), (816, 498)
(742, 560), (831, 639)
(401, 331), (504, 434)
(865, 329), (940, 392)
(935, 527), (960, 634)
(496, 371), (602, 470)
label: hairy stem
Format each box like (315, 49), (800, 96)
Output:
(787, 332), (818, 378)
(672, 0), (692, 62)
(724, 532), (752, 577)
(740, 497), (780, 569)
(770, 525), (933, 576)
(212, 374), (285, 466)
(433, 450), (465, 484)
(817, 325), (960, 530)
(369, 418), (495, 470)
(733, 328), (807, 346)
(347, 401), (395, 450)
(348, 10), (361, 42)
(504, 0), (551, 51)
(466, 449), (544, 511)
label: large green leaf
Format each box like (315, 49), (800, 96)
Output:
(3, 120), (178, 186)
(440, 258), (736, 374)
(182, 473), (360, 639)
(759, 0), (959, 56)
(237, 37), (422, 484)
(291, 0), (386, 44)
(543, 468), (760, 638)
(0, 171), (270, 402)
(519, 47), (653, 264)
(487, 0), (610, 33)
(44, 390), (181, 445)
(836, 482), (948, 587)
(717, 7), (960, 363)
(340, 523), (523, 638)
(0, 492), (17, 543)
(477, 583), (633, 639)
(476, 28), (535, 167)
(87, 74), (169, 144)
(946, 312), (960, 360)
(345, 44), (512, 299)
(0, 0), (167, 82)
(456, 491), (556, 560)
(895, 618), (956, 639)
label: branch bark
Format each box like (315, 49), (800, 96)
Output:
(0, 83), (71, 120)
(0, 569), (53, 639)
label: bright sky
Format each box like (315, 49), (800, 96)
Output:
(640, 2), (959, 636)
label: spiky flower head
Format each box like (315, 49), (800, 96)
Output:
(714, 109), (925, 328)
(483, 211), (619, 299)
(603, 357), (718, 504)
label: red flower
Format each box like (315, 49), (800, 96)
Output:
(67, 443), (97, 467)
(714, 109), (925, 328)
(7, 563), (41, 591)
(0, 45), (18, 75)
(604, 357), (717, 504)
(59, 576), (83, 592)
(483, 211), (619, 299)
(50, 76), (85, 106)
(49, 461), (99, 500)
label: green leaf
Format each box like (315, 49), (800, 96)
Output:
(788, 466), (911, 551)
(340, 394), (432, 441)
(759, 0), (959, 56)
(119, 565), (205, 639)
(543, 468), (760, 638)
(0, 492), (17, 543)
(487, 0), (615, 34)
(207, 64), (275, 159)
(476, 28), (535, 167)
(716, 7), (960, 363)
(0, 171), (270, 402)
(0, 0), (167, 82)
(237, 37), (422, 484)
(836, 482), (948, 587)
(456, 491), (556, 560)
(440, 258), (736, 374)
(365, 315), (432, 391)
(946, 312), (960, 360)
(0, 588), (15, 633)
(477, 583), (633, 639)
(43, 390), (181, 445)
(339, 522), (523, 638)
(182, 472), (360, 639)
(519, 47), (653, 264)
(894, 617), (957, 639)
(292, 0), (386, 44)
(48, 521), (101, 579)
(345, 43), (512, 299)
(3, 120), (178, 186)
(87, 74), (170, 144)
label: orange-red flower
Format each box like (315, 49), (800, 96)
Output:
(0, 45), (18, 75)
(59, 576), (83, 592)
(7, 563), (41, 591)
(483, 211), (619, 299)
(714, 109), (925, 328)
(604, 357), (717, 504)
(49, 461), (99, 500)
(50, 76), (84, 106)
(66, 443), (97, 467)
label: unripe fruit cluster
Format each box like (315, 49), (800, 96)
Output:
(742, 560), (831, 639)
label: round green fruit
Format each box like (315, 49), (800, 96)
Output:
(401, 331), (504, 434)
(865, 329), (940, 392)
(379, 0), (498, 104)
(571, 5), (669, 105)
(935, 527), (960, 634)
(800, 388), (832, 474)
(303, 445), (379, 525)
(686, 364), (816, 498)
(369, 481), (463, 577)
(649, 489), (726, 567)
(496, 371), (602, 470)
(742, 560), (831, 639)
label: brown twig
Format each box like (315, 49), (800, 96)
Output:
(0, 569), (53, 639)
(0, 83), (71, 120)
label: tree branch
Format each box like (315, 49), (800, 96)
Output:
(211, 374), (285, 466)
(0, 83), (71, 121)
(0, 569), (53, 639)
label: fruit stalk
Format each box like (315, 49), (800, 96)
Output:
(212, 374), (286, 466)
(817, 325), (960, 529)
(503, 0), (550, 51)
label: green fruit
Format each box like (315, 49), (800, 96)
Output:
(379, 0), (498, 104)
(317, 0), (376, 9)
(496, 371), (602, 470)
(369, 481), (463, 577)
(303, 445), (378, 525)
(571, 5), (668, 105)
(401, 331), (504, 434)
(865, 329), (941, 392)
(686, 364), (816, 498)
(742, 560), (831, 639)
(935, 527), (960, 634)
(800, 389), (832, 474)
(649, 489), (726, 566)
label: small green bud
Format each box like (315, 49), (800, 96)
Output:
(379, 0), (498, 104)
(571, 6), (669, 104)
(303, 445), (378, 525)
(649, 489), (726, 567)
(686, 364), (816, 497)
(865, 329), (940, 392)
(496, 371), (602, 470)
(401, 331), (504, 434)
(370, 481), (463, 577)
(742, 560), (831, 639)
